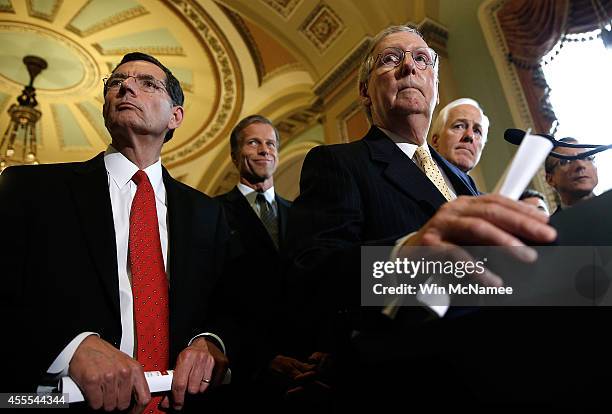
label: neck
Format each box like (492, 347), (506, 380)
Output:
(375, 114), (430, 146)
(561, 191), (594, 208)
(240, 176), (274, 193)
(111, 133), (164, 169)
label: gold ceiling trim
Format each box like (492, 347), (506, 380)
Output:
(26, 0), (62, 23)
(92, 44), (185, 56)
(313, 37), (368, 101)
(0, 1), (14, 13)
(65, 3), (148, 37)
(160, 0), (243, 169)
(218, 3), (265, 86)
(299, 2), (345, 53)
(260, 0), (301, 20)
(0, 21), (100, 96)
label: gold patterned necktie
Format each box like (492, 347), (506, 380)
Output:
(413, 146), (453, 201)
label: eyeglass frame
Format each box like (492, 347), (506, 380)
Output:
(373, 46), (438, 71)
(550, 155), (596, 171)
(103, 73), (169, 95)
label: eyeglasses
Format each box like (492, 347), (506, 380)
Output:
(103, 74), (167, 94)
(553, 155), (596, 169)
(375, 47), (438, 70)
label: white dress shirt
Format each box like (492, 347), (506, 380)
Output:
(377, 128), (454, 318)
(236, 182), (277, 218)
(44, 147), (224, 382)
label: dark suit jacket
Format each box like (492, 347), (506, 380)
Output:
(0, 153), (232, 392)
(285, 125), (478, 346)
(215, 186), (291, 382)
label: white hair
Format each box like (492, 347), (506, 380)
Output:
(430, 98), (490, 144)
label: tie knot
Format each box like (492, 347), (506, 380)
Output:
(414, 145), (431, 163)
(132, 170), (148, 186)
(256, 193), (267, 204)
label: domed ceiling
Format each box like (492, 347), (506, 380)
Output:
(0, 0), (241, 169)
(0, 0), (439, 196)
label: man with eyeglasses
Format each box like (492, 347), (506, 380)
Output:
(544, 137), (598, 216)
(0, 52), (233, 412)
(286, 25), (556, 408)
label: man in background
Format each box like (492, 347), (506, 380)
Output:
(216, 115), (326, 410)
(519, 188), (550, 215)
(544, 137), (598, 216)
(430, 97), (489, 175)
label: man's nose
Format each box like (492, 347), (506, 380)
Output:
(461, 127), (474, 143)
(399, 52), (417, 76)
(119, 76), (138, 94)
(257, 144), (269, 154)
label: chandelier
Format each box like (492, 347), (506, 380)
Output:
(0, 56), (47, 172)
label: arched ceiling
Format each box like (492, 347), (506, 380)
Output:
(0, 0), (435, 194)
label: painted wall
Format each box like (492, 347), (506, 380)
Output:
(438, 0), (516, 191)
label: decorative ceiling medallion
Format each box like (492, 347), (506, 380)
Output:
(0, 0), (14, 13)
(261, 0), (301, 20)
(65, 0), (148, 37)
(160, 0), (242, 167)
(0, 22), (100, 96)
(299, 2), (344, 53)
(27, 0), (62, 22)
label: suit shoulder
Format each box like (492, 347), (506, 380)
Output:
(305, 140), (367, 166)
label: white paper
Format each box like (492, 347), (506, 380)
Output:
(60, 370), (174, 403)
(493, 131), (554, 200)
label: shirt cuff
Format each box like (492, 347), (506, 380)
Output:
(188, 333), (226, 354)
(48, 332), (100, 376)
(382, 232), (449, 318)
(188, 333), (231, 384)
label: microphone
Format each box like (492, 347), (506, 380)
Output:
(503, 128), (612, 160)
(504, 128), (554, 145)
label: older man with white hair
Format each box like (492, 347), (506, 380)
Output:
(430, 98), (489, 174)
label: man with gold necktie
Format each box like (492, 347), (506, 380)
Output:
(1, 52), (232, 412)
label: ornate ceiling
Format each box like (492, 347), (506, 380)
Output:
(0, 0), (437, 196)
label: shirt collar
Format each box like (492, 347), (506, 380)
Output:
(237, 182), (275, 204)
(378, 127), (431, 160)
(104, 145), (165, 202)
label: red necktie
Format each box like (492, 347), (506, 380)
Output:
(129, 170), (169, 414)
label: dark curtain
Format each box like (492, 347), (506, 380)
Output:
(497, 0), (612, 133)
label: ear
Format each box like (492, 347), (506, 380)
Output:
(431, 134), (440, 149)
(168, 105), (184, 130)
(359, 83), (371, 107)
(545, 172), (554, 187)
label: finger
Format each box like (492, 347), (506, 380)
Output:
(187, 353), (206, 394)
(448, 197), (556, 243)
(102, 371), (118, 411)
(81, 380), (104, 410)
(286, 385), (306, 397)
(172, 355), (191, 410)
(116, 366), (132, 411)
(132, 367), (150, 411)
(160, 395), (170, 409)
(466, 194), (550, 221)
(202, 353), (216, 392)
(293, 370), (318, 383)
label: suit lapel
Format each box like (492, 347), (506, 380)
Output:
(227, 186), (278, 251)
(431, 148), (480, 196)
(68, 153), (120, 319)
(364, 127), (447, 209)
(276, 195), (290, 247)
